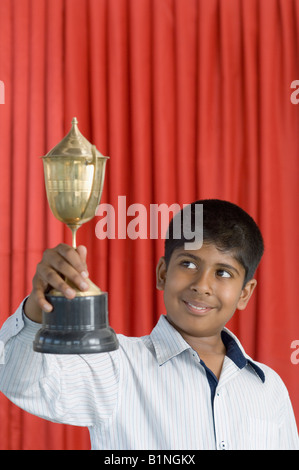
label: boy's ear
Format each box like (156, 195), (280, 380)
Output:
(237, 279), (257, 310)
(156, 257), (167, 291)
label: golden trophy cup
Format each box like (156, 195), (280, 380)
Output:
(33, 118), (119, 354)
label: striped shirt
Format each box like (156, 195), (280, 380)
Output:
(0, 300), (298, 450)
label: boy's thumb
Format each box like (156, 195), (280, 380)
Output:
(77, 245), (88, 264)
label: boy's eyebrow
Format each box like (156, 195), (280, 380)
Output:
(175, 252), (200, 263)
(215, 263), (241, 276)
(174, 252), (241, 275)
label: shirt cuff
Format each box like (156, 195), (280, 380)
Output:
(0, 298), (41, 363)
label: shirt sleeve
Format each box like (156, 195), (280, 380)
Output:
(279, 389), (299, 450)
(0, 299), (120, 427)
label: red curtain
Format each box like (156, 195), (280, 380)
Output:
(0, 0), (298, 450)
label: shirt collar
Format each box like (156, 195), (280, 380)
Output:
(150, 315), (265, 383)
(150, 315), (191, 365)
(221, 328), (265, 382)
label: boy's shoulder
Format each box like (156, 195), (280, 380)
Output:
(117, 332), (153, 352)
(222, 327), (291, 399)
(248, 358), (290, 392)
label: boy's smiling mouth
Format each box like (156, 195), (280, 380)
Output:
(182, 299), (216, 316)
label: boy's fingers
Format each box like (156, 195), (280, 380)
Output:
(25, 244), (90, 322)
(36, 293), (53, 312)
(53, 243), (88, 278)
(36, 260), (85, 297)
(41, 246), (89, 289)
(32, 276), (53, 312)
(77, 245), (89, 276)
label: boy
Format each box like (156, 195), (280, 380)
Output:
(0, 199), (298, 450)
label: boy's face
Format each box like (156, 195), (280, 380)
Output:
(156, 243), (257, 340)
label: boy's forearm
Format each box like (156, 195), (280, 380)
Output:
(0, 303), (115, 428)
(0, 306), (59, 422)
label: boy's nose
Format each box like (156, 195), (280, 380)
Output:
(190, 271), (213, 295)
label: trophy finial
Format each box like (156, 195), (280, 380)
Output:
(44, 117), (106, 159)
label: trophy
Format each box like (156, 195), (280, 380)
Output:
(33, 118), (119, 354)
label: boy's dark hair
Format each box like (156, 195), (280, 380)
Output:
(164, 199), (264, 286)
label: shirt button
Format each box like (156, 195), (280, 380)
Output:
(219, 441), (226, 450)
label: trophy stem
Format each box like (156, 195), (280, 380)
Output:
(68, 225), (79, 249)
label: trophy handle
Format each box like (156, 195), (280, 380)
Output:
(81, 144), (99, 218)
(67, 145), (103, 249)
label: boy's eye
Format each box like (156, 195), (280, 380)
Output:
(217, 269), (232, 278)
(181, 261), (197, 270)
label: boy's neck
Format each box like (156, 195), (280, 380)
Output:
(170, 321), (226, 379)
(183, 332), (226, 357)
(190, 336), (226, 380)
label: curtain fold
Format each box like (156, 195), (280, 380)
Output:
(0, 0), (298, 450)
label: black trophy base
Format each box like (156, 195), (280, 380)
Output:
(33, 293), (119, 354)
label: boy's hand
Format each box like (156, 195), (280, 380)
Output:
(24, 244), (89, 323)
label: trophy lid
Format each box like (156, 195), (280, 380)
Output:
(44, 117), (108, 160)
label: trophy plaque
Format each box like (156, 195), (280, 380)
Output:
(33, 118), (119, 354)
